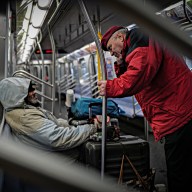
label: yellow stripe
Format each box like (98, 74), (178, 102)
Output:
(97, 31), (103, 80)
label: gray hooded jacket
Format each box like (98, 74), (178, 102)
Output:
(0, 77), (97, 151)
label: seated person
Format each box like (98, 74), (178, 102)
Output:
(0, 77), (97, 162)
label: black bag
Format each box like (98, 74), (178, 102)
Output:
(81, 135), (150, 182)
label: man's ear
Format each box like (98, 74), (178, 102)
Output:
(118, 33), (124, 42)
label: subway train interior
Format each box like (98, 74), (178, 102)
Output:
(0, 0), (192, 191)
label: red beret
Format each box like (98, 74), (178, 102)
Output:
(101, 26), (125, 51)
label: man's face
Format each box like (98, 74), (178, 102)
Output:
(106, 32), (124, 59)
(27, 85), (39, 106)
(27, 86), (39, 105)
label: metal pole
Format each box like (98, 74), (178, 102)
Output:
(78, 0), (107, 180)
(47, 25), (56, 114)
(37, 30), (45, 108)
(4, 1), (9, 78)
(144, 118), (149, 141)
(47, 0), (64, 114)
(132, 96), (136, 118)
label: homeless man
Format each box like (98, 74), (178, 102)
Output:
(0, 77), (97, 161)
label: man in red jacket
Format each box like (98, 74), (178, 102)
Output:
(98, 25), (192, 192)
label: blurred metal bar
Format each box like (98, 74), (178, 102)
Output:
(36, 90), (53, 101)
(5, 1), (10, 78)
(47, 0), (64, 114)
(0, 137), (123, 192)
(12, 70), (53, 88)
(0, 36), (5, 40)
(144, 118), (149, 141)
(37, 30), (45, 108)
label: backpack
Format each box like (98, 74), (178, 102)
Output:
(70, 97), (121, 119)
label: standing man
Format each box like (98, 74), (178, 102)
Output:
(98, 25), (192, 192)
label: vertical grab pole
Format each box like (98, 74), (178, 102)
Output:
(78, 0), (107, 180)
(37, 30), (45, 109)
(48, 22), (56, 113)
(47, 0), (64, 114)
(47, 23), (56, 114)
(144, 118), (149, 141)
(5, 1), (10, 78)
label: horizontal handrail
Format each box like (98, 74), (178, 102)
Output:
(12, 70), (53, 88)
(36, 90), (54, 101)
(12, 70), (54, 109)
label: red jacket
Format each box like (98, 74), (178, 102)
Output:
(106, 28), (192, 141)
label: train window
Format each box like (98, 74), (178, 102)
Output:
(92, 54), (98, 74)
(79, 58), (87, 76)
(33, 66), (41, 78)
(104, 52), (117, 80)
(72, 60), (79, 81)
(106, 57), (114, 80)
(39, 67), (42, 79)
(65, 62), (70, 75)
(60, 64), (65, 77)
(78, 58), (89, 85)
(56, 63), (61, 81)
(67, 62), (72, 75)
(69, 62), (74, 76)
(89, 54), (97, 76)
(45, 66), (49, 82)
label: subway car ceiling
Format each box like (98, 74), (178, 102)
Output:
(15, 0), (192, 63)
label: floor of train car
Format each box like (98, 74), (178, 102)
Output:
(45, 99), (167, 189)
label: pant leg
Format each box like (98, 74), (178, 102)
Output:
(164, 119), (192, 192)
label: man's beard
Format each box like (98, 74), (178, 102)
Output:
(25, 97), (41, 107)
(28, 99), (41, 107)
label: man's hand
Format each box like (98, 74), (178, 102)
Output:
(116, 58), (124, 65)
(97, 80), (107, 96)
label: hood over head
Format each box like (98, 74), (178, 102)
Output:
(0, 77), (31, 110)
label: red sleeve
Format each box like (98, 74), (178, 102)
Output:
(106, 41), (163, 97)
(114, 62), (120, 77)
(114, 61), (127, 78)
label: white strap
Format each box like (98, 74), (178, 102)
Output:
(126, 24), (138, 31)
